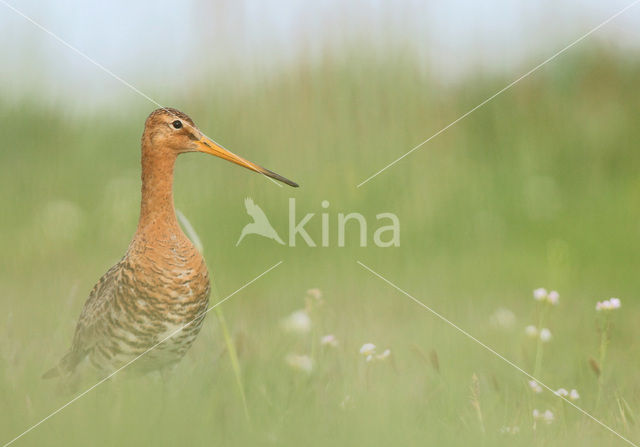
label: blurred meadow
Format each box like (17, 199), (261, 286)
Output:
(2, 2), (640, 446)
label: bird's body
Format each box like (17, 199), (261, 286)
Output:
(65, 229), (210, 375)
(46, 108), (297, 379)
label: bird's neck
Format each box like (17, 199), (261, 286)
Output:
(136, 147), (180, 238)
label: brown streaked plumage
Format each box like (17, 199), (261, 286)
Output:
(45, 108), (298, 379)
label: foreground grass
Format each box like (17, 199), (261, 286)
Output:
(1, 47), (639, 446)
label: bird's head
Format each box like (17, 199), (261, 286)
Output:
(142, 108), (298, 187)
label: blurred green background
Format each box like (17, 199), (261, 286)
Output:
(2, 2), (640, 446)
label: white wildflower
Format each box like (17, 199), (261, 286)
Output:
(320, 334), (338, 347)
(525, 325), (539, 338)
(555, 388), (568, 398)
(533, 409), (554, 424)
(596, 298), (621, 312)
(360, 344), (390, 363)
(569, 389), (580, 401)
(524, 324), (538, 338)
(360, 343), (376, 356)
(533, 288), (548, 301)
(539, 328), (552, 342)
(528, 380), (542, 394)
(285, 354), (313, 373)
(490, 307), (516, 330)
(281, 310), (311, 334)
(547, 290), (560, 305)
(376, 349), (391, 361)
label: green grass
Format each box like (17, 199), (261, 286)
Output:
(1, 46), (640, 446)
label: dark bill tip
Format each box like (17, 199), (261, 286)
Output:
(263, 168), (299, 187)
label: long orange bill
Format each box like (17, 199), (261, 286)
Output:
(196, 136), (298, 187)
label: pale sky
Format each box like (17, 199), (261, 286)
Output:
(1, 0), (639, 108)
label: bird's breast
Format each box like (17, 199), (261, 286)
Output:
(120, 236), (211, 323)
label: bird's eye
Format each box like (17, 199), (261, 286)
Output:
(172, 120), (183, 129)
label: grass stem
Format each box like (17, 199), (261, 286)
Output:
(216, 306), (251, 422)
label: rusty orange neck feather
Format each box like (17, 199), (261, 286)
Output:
(136, 141), (180, 238)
